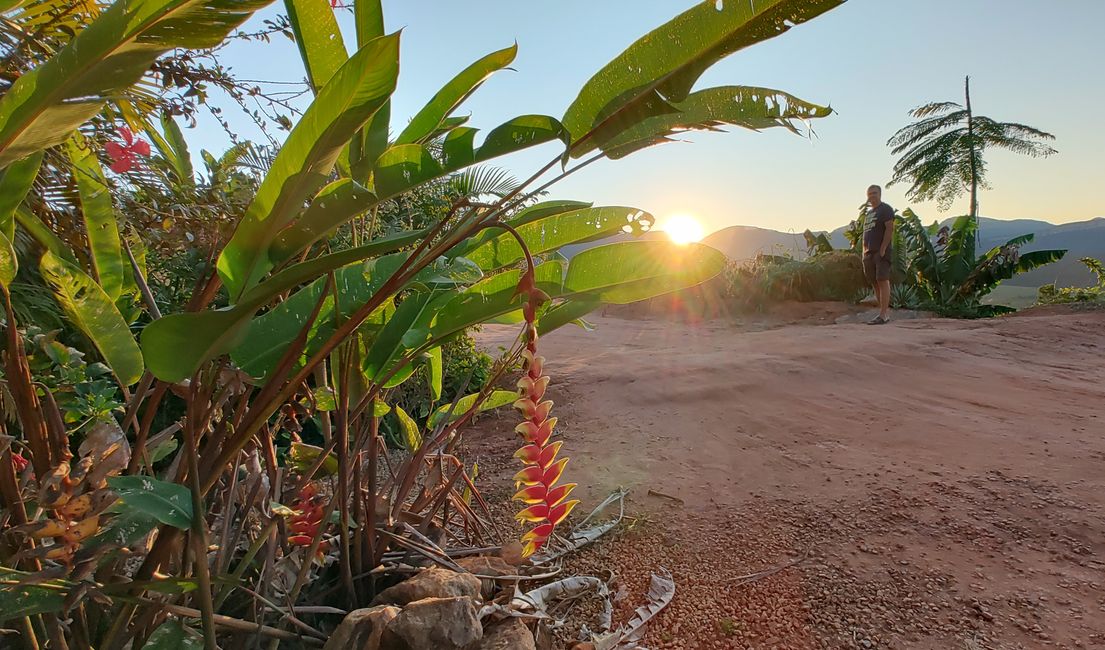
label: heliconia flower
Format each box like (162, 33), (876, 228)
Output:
(104, 128), (151, 173)
(11, 453), (29, 472)
(286, 482), (327, 557)
(510, 272), (579, 557)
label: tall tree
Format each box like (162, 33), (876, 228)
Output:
(887, 76), (1057, 220)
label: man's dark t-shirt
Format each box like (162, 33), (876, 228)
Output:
(863, 203), (894, 252)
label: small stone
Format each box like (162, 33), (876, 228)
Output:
(454, 556), (517, 599)
(323, 605), (399, 650)
(383, 597), (481, 650)
(469, 618), (537, 650)
(371, 567), (481, 607)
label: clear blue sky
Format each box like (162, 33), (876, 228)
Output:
(191, 0), (1105, 236)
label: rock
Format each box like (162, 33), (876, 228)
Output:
(371, 567), (481, 607)
(454, 556), (516, 599)
(466, 618), (536, 650)
(323, 605), (400, 650)
(382, 597), (482, 650)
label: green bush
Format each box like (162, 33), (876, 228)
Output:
(1037, 257), (1105, 305)
(724, 250), (866, 311)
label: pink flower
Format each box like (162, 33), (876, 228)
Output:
(104, 128), (150, 173)
(11, 453), (28, 472)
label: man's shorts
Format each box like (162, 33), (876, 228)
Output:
(863, 251), (892, 283)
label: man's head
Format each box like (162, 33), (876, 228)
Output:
(866, 184), (882, 208)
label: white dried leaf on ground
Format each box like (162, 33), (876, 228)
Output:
(592, 568), (675, 650)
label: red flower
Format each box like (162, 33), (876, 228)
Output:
(104, 128), (150, 173)
(511, 276), (577, 558)
(286, 482), (328, 557)
(11, 453), (29, 472)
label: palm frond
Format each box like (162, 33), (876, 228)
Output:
(887, 110), (969, 152)
(909, 101), (962, 118)
(449, 165), (522, 199)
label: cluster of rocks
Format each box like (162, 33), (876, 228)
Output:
(323, 559), (536, 650)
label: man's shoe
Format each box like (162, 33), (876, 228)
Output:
(866, 315), (889, 325)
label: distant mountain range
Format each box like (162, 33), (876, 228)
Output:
(701, 216), (1105, 288)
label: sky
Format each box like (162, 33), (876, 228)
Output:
(188, 0), (1105, 237)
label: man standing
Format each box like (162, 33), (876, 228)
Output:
(862, 185), (894, 325)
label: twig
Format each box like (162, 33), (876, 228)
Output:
(646, 489), (684, 504)
(717, 548), (812, 585)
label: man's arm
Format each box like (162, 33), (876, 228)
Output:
(879, 216), (895, 257)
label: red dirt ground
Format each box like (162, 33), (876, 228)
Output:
(465, 308), (1105, 649)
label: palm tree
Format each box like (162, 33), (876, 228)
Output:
(887, 76), (1057, 220)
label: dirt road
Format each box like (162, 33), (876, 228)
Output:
(469, 308), (1105, 649)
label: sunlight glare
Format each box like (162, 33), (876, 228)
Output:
(661, 214), (705, 245)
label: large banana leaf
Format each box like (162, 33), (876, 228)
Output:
(217, 33), (400, 300)
(562, 241), (726, 304)
(561, 0), (845, 157)
(67, 134), (125, 300)
(374, 115), (570, 200)
(395, 44), (518, 145)
(39, 252), (143, 385)
(285, 0), (348, 92)
(602, 86), (832, 159)
(462, 206), (654, 271)
(0, 151), (42, 239)
(0, 0), (274, 168)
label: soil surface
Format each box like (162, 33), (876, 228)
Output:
(465, 307), (1105, 649)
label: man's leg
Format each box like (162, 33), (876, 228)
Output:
(878, 279), (891, 319)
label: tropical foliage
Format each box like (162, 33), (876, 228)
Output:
(897, 209), (1066, 316)
(1037, 257), (1105, 305)
(0, 0), (843, 646)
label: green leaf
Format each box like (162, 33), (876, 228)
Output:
(429, 261), (566, 342)
(14, 205), (76, 264)
(355, 0), (384, 46)
(0, 230), (16, 288)
(363, 289), (455, 382)
(396, 44), (517, 145)
(141, 307), (251, 384)
(463, 206), (655, 271)
(143, 232), (420, 382)
(0, 151), (41, 239)
(0, 0), (273, 168)
(601, 85), (832, 158)
(230, 253), (405, 379)
(561, 0), (845, 157)
(67, 133), (125, 299)
(312, 385), (337, 412)
(146, 619), (203, 650)
(107, 476), (193, 530)
(373, 115), (570, 200)
(91, 509), (159, 547)
(427, 347), (442, 401)
(217, 33), (400, 300)
(373, 400), (391, 417)
(536, 298), (603, 335)
(0, 568), (67, 619)
(288, 440), (338, 476)
(429, 389), (518, 428)
(285, 0), (348, 92)
(394, 405), (422, 451)
(39, 251), (143, 385)
(563, 241), (726, 304)
(268, 178), (376, 265)
(146, 114), (193, 186)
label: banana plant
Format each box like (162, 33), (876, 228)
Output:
(899, 209), (1066, 315)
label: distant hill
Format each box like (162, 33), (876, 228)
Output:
(560, 215), (1104, 289)
(705, 216), (1105, 288)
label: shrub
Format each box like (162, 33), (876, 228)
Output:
(1037, 257), (1105, 305)
(724, 250), (866, 310)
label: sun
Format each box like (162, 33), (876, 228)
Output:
(661, 214), (705, 245)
